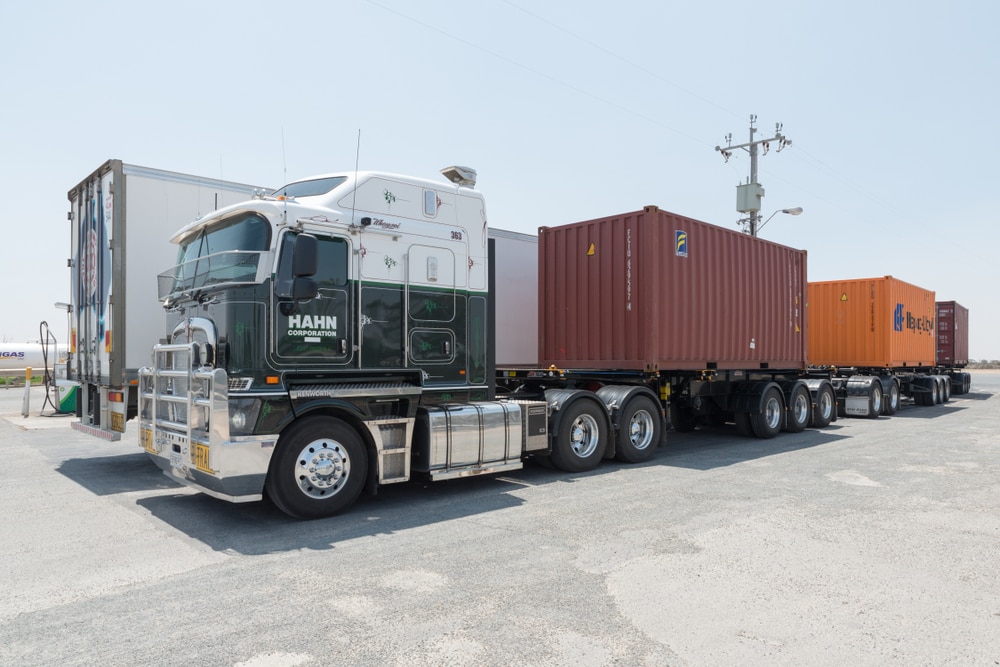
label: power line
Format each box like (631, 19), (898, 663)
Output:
(500, 0), (745, 121)
(367, 0), (712, 149)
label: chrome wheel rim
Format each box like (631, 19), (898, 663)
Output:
(627, 409), (655, 451)
(765, 397), (782, 430)
(570, 414), (600, 458)
(294, 438), (351, 499)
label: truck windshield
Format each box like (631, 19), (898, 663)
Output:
(269, 176), (347, 198)
(158, 213), (271, 301)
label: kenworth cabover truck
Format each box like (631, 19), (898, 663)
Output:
(68, 160), (268, 440)
(138, 167), (839, 518)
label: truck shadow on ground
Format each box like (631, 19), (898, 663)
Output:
(949, 390), (993, 401)
(57, 453), (182, 495)
(888, 404), (968, 419)
(657, 424), (850, 471)
(134, 472), (539, 555)
(125, 424), (849, 555)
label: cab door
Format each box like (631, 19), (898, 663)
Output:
(272, 232), (353, 366)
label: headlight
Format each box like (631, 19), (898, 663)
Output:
(229, 398), (262, 436)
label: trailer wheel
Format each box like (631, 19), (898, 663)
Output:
(784, 384), (810, 433)
(915, 384), (929, 406)
(750, 386), (784, 439)
(882, 379), (900, 416)
(811, 384), (836, 428)
(550, 400), (607, 473)
(669, 405), (698, 432)
(734, 411), (754, 437)
(266, 416), (368, 519)
(940, 376), (951, 402)
(614, 396), (661, 463)
(929, 378), (940, 405)
(865, 381), (883, 418)
(962, 372), (972, 395)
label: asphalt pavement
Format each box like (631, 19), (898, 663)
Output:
(1, 375), (999, 666)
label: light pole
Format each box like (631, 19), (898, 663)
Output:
(716, 115), (792, 236)
(755, 207), (803, 236)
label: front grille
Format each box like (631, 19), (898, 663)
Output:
(228, 377), (254, 391)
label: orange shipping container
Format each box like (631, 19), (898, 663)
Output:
(808, 276), (936, 368)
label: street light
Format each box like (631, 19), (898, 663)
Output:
(755, 207), (803, 236)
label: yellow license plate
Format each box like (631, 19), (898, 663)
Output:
(111, 412), (125, 432)
(141, 428), (156, 454)
(194, 444), (213, 474)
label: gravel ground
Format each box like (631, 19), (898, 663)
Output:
(1, 375), (998, 666)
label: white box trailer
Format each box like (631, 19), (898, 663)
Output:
(68, 160), (268, 440)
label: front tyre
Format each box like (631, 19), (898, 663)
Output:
(266, 417), (368, 519)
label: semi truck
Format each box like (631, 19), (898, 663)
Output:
(806, 276), (972, 417)
(68, 160), (268, 440)
(137, 166), (838, 519)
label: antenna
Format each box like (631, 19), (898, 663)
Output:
(281, 126), (287, 185)
(351, 129), (361, 225)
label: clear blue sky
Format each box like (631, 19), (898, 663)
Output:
(2, 0), (997, 358)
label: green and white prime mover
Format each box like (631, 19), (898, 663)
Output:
(138, 167), (564, 519)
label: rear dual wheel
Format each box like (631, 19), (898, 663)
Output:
(734, 410), (754, 437)
(882, 380), (900, 416)
(751, 387), (784, 439)
(865, 380), (883, 418)
(784, 384), (811, 433)
(550, 400), (608, 473)
(615, 396), (661, 463)
(811, 384), (836, 428)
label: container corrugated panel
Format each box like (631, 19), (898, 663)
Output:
(936, 301), (969, 365)
(808, 276), (936, 368)
(538, 205), (808, 371)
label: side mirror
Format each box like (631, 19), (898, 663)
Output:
(291, 233), (318, 279)
(276, 233), (319, 307)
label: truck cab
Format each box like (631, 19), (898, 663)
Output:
(139, 167), (548, 518)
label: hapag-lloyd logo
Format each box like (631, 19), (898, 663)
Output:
(893, 303), (933, 333)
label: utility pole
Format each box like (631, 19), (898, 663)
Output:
(716, 115), (792, 236)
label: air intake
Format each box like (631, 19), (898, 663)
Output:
(440, 165), (477, 187)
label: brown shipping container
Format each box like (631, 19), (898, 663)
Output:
(538, 205), (808, 371)
(808, 276), (936, 368)
(936, 300), (969, 365)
